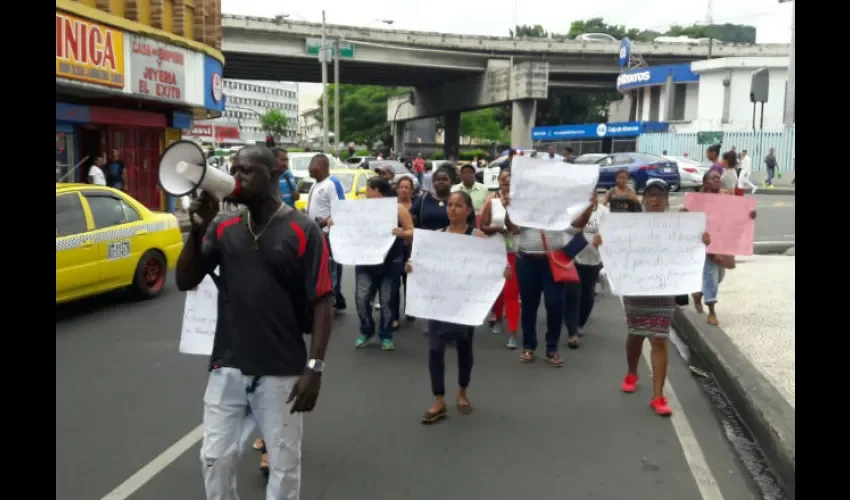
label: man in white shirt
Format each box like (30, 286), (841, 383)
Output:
(544, 145), (564, 162)
(88, 157), (107, 185)
(307, 154), (347, 310)
(737, 150), (757, 194)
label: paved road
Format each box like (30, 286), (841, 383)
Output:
(57, 272), (768, 500)
(668, 192), (794, 243)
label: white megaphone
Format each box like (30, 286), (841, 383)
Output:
(158, 141), (241, 225)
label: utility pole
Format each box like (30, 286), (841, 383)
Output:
(320, 10), (329, 153)
(783, 0), (795, 126)
(333, 38), (341, 155)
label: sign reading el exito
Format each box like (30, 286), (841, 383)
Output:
(56, 12), (125, 88)
(130, 35), (187, 103)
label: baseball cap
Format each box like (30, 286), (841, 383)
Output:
(644, 179), (669, 193)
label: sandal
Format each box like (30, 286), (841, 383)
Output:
(456, 402), (474, 415)
(546, 352), (565, 367)
(567, 337), (580, 350)
(421, 407), (447, 425)
(259, 453), (269, 477)
(520, 350), (534, 363)
(252, 439), (264, 451)
(707, 313), (719, 326)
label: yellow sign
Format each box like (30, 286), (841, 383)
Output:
(56, 11), (125, 88)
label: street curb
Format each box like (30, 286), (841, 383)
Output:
(753, 241), (795, 255)
(672, 308), (795, 498)
(746, 189), (795, 195)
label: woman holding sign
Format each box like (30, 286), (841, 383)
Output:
(327, 178), (414, 350)
(480, 168), (521, 349)
(407, 190), (511, 424)
(592, 180), (712, 416)
(391, 177), (416, 328)
(688, 171), (756, 326)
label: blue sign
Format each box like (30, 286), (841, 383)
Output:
(203, 55), (226, 113)
(531, 121), (669, 141)
(619, 37), (631, 67)
(616, 63), (699, 92)
(56, 102), (90, 124)
(171, 110), (193, 130)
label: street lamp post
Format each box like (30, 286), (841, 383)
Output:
(320, 11), (330, 153)
(783, 0), (795, 126)
(333, 39), (340, 155)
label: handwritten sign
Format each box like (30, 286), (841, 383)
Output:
(130, 35), (187, 103)
(684, 192), (756, 255)
(179, 269), (219, 355)
(508, 156), (599, 230)
(329, 198), (398, 266)
(599, 213), (706, 296)
(406, 229), (506, 326)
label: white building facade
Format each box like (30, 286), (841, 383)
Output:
(610, 57), (792, 134)
(191, 80), (299, 144)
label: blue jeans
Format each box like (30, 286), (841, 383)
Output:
(516, 254), (566, 353)
(354, 260), (402, 340)
(702, 257), (726, 304)
(766, 166), (775, 185)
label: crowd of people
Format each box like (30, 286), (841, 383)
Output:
(175, 143), (755, 500)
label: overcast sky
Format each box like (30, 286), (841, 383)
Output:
(221, 0), (792, 110)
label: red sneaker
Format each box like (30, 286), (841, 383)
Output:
(621, 373), (638, 393)
(649, 396), (673, 416)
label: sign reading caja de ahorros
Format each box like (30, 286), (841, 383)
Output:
(129, 35), (187, 104)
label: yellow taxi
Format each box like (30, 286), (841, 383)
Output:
(56, 184), (184, 304)
(294, 168), (377, 212)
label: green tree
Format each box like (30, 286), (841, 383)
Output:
(460, 109), (503, 144)
(666, 23), (756, 43)
(259, 109), (289, 141)
(317, 84), (410, 148)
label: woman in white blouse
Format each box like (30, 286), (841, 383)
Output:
(573, 198), (609, 336)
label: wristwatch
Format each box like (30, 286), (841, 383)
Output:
(307, 359), (325, 373)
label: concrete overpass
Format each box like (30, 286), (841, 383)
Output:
(222, 14), (789, 153)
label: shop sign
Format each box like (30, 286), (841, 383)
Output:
(211, 73), (223, 103)
(186, 124), (240, 141)
(56, 12), (125, 88)
(130, 35), (187, 104)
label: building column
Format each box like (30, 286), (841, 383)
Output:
(662, 74), (675, 122)
(392, 121), (405, 154)
(510, 99), (537, 149)
(443, 111), (460, 159)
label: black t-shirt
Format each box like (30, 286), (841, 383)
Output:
(200, 207), (333, 376)
(106, 159), (125, 186)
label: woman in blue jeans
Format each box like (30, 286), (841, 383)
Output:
(503, 197), (596, 367)
(688, 170), (756, 325)
(328, 177), (413, 350)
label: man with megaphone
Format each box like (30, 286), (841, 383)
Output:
(173, 145), (334, 500)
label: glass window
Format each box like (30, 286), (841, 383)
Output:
(56, 193), (88, 237)
(85, 194), (130, 229)
(356, 173), (367, 192)
(333, 174), (354, 192)
(56, 131), (76, 182)
(121, 200), (141, 223)
(613, 155), (634, 165)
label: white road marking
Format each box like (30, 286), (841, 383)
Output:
(99, 424), (204, 500)
(641, 342), (725, 500)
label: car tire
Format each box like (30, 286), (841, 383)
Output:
(132, 250), (167, 299)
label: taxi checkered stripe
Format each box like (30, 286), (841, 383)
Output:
(56, 219), (174, 253)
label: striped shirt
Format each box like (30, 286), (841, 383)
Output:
(517, 227), (578, 254)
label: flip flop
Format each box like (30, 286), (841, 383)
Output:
(421, 408), (447, 425)
(456, 402), (473, 415)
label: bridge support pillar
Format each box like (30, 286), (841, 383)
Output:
(392, 121), (405, 155)
(443, 112), (460, 159)
(510, 100), (537, 150)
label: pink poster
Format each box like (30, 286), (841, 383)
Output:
(684, 193), (756, 255)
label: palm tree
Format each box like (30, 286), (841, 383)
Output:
(259, 109), (290, 143)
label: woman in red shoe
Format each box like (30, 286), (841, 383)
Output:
(591, 180), (711, 416)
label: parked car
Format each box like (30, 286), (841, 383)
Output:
(56, 183), (184, 304)
(294, 169), (377, 212)
(574, 152), (680, 192)
(371, 160), (420, 190)
(344, 156), (377, 169)
(287, 152), (345, 180)
(665, 156), (710, 191)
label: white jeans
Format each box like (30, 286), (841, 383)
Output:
(201, 367), (303, 500)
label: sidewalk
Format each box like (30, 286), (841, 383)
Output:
(673, 255), (795, 494)
(746, 171), (795, 195)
